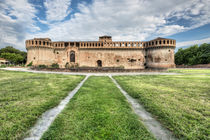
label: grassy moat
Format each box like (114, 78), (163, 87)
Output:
(0, 69), (209, 139)
(42, 76), (155, 140)
(114, 74), (210, 139)
(0, 70), (84, 139)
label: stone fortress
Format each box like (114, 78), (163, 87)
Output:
(26, 36), (176, 69)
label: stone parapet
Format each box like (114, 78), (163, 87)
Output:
(26, 36), (175, 50)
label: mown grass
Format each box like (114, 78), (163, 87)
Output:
(41, 76), (155, 140)
(168, 68), (210, 74)
(0, 70), (84, 139)
(114, 75), (210, 140)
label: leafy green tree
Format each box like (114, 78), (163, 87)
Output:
(0, 46), (21, 54)
(175, 43), (210, 65)
(0, 46), (27, 64)
(197, 43), (210, 64)
(175, 48), (184, 65)
(0, 53), (24, 64)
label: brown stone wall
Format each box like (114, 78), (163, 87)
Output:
(78, 49), (145, 69)
(26, 47), (55, 66)
(146, 47), (175, 68)
(55, 47), (79, 68)
(54, 49), (67, 68)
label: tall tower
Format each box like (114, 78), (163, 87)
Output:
(145, 37), (176, 68)
(99, 35), (112, 42)
(25, 38), (55, 66)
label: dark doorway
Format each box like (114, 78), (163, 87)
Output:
(97, 60), (102, 67)
(70, 51), (75, 62)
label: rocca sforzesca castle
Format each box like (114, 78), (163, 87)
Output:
(26, 36), (176, 69)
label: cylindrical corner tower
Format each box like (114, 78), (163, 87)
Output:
(145, 38), (176, 69)
(25, 38), (55, 66)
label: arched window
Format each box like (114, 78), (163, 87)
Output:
(70, 51), (75, 62)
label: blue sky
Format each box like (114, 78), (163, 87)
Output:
(0, 0), (210, 51)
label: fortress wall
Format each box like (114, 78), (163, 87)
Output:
(26, 36), (176, 69)
(78, 49), (146, 69)
(146, 47), (175, 68)
(26, 48), (37, 65)
(27, 47), (55, 66)
(54, 49), (67, 68)
(53, 47), (79, 68)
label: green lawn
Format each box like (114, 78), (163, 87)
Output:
(0, 70), (84, 139)
(114, 75), (210, 140)
(41, 76), (155, 140)
(168, 68), (210, 74)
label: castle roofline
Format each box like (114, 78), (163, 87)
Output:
(33, 38), (51, 41)
(99, 35), (112, 38)
(152, 37), (176, 41)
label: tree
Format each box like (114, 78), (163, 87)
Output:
(0, 53), (24, 64)
(175, 43), (210, 65)
(175, 48), (184, 65)
(0, 46), (21, 54)
(0, 46), (27, 64)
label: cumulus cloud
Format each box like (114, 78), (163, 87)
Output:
(0, 0), (37, 50)
(44, 0), (71, 22)
(31, 0), (210, 42)
(1, 0), (210, 50)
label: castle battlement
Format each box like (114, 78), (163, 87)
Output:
(26, 36), (175, 49)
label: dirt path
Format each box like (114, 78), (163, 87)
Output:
(110, 76), (177, 140)
(24, 76), (89, 140)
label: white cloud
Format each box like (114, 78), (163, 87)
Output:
(31, 0), (210, 42)
(156, 25), (185, 36)
(0, 0), (37, 50)
(177, 37), (210, 48)
(44, 0), (71, 22)
(1, 0), (210, 51)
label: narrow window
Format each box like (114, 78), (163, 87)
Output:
(70, 51), (75, 62)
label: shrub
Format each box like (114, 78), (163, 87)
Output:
(51, 63), (59, 68)
(119, 65), (125, 69)
(75, 63), (79, 68)
(38, 65), (47, 69)
(27, 61), (33, 67)
(19, 64), (25, 67)
(65, 63), (70, 69)
(0, 64), (7, 68)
